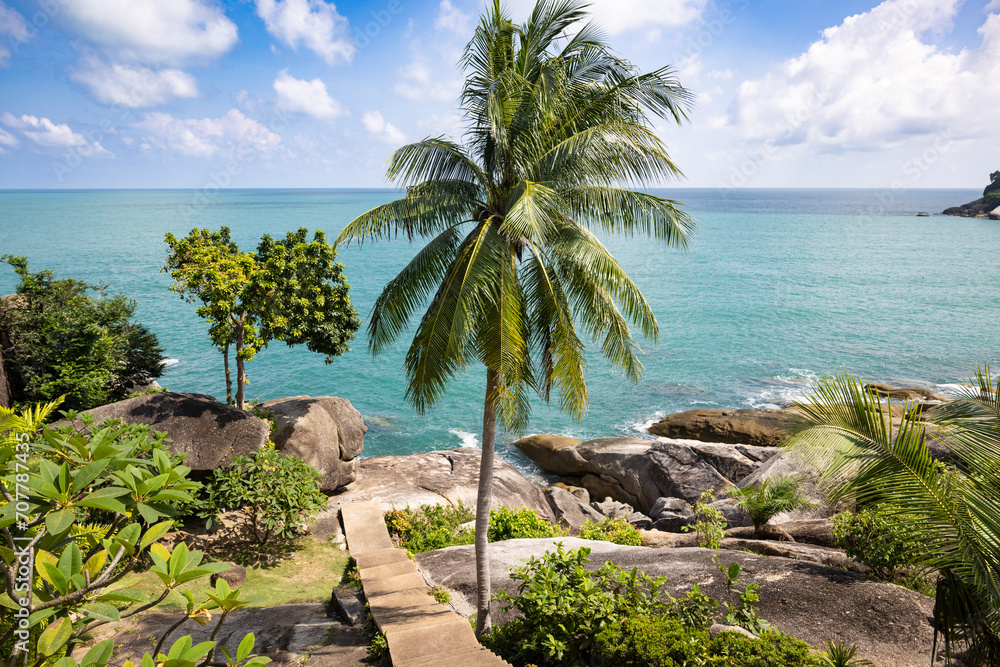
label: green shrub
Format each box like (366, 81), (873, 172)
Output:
(579, 516), (643, 545)
(199, 447), (327, 546)
(0, 255), (166, 411)
(384, 502), (475, 553)
(832, 503), (925, 579)
(384, 504), (565, 554)
(486, 544), (671, 665)
(682, 489), (727, 548)
(488, 506), (566, 541)
(816, 640), (873, 666)
(593, 617), (814, 667)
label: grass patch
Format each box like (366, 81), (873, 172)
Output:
(119, 537), (350, 613)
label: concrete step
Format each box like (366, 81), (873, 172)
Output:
(340, 501), (393, 554)
(353, 547), (411, 570)
(395, 647), (513, 667)
(384, 615), (480, 662)
(359, 560), (419, 583)
(363, 572), (427, 598)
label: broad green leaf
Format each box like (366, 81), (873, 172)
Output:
(236, 633), (255, 662)
(81, 602), (121, 622)
(40, 562), (69, 594)
(37, 616), (73, 656)
(80, 639), (114, 667)
(70, 459), (109, 494)
(46, 509), (75, 535)
(95, 589), (148, 604)
(84, 550), (109, 579)
(58, 542), (83, 582)
(136, 502), (164, 523)
(77, 496), (127, 514)
(140, 521), (174, 550)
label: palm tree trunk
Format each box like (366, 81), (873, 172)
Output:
(475, 367), (499, 638)
(223, 341), (232, 405)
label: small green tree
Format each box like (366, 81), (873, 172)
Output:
(0, 256), (165, 411)
(163, 227), (360, 409)
(681, 490), (727, 548)
(726, 476), (816, 537)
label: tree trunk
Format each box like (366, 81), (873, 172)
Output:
(475, 367), (499, 638)
(234, 318), (246, 411)
(223, 341), (232, 405)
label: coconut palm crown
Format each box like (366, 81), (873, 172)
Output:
(336, 0), (694, 634)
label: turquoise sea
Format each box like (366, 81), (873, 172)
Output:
(1, 189), (998, 475)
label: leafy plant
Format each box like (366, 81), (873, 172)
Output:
(832, 503), (925, 580)
(384, 502), (475, 554)
(714, 555), (769, 635)
(336, 0), (694, 634)
(1, 255), (165, 411)
(428, 586), (451, 604)
(198, 447), (327, 546)
(726, 476), (816, 537)
(785, 366), (1000, 663)
(593, 618), (814, 667)
(579, 516), (643, 546)
(488, 544), (671, 666)
(164, 227), (360, 409)
(816, 639), (873, 667)
(0, 402), (266, 667)
(682, 489), (726, 548)
(487, 506), (565, 542)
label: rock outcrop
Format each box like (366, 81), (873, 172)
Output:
(416, 538), (935, 667)
(516, 435), (776, 514)
(262, 396), (366, 492)
(863, 382), (947, 403)
(314, 447), (555, 538)
(77, 392), (270, 477)
(543, 486), (603, 535)
(647, 408), (792, 447)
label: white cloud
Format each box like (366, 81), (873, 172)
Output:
(727, 0), (1000, 151)
(255, 0), (354, 66)
(0, 126), (18, 152)
(0, 1), (30, 67)
(273, 69), (345, 119)
(59, 0), (238, 65)
(506, 0), (707, 34)
(362, 110), (406, 145)
(435, 0), (471, 34)
(1, 112), (112, 156)
(70, 56), (199, 108)
(133, 109), (282, 158)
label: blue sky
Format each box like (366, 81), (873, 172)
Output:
(0, 0), (997, 190)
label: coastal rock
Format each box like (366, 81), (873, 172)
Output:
(651, 513), (693, 532)
(648, 408), (792, 447)
(650, 496), (693, 519)
(711, 498), (753, 528)
(591, 497), (635, 518)
(261, 395), (366, 492)
(315, 447), (555, 538)
(550, 482), (590, 504)
(513, 434), (586, 475)
(415, 538), (935, 667)
(544, 486), (603, 535)
(863, 382), (947, 403)
(991, 205), (1000, 220)
(77, 392), (270, 477)
(726, 519), (835, 548)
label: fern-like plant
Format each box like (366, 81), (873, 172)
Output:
(726, 476), (816, 537)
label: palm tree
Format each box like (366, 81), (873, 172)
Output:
(784, 367), (1000, 664)
(727, 475), (816, 537)
(336, 0), (694, 635)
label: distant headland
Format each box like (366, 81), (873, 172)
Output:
(943, 170), (1000, 218)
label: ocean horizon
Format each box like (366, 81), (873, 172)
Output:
(2, 187), (997, 476)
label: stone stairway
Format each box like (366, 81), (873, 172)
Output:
(340, 501), (512, 667)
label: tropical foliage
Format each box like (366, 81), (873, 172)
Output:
(0, 256), (165, 411)
(0, 402), (268, 667)
(726, 475), (816, 537)
(336, 0), (693, 633)
(681, 489), (727, 548)
(164, 227), (360, 410)
(784, 366), (1000, 664)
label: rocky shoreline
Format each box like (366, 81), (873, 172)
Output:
(943, 170), (1000, 219)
